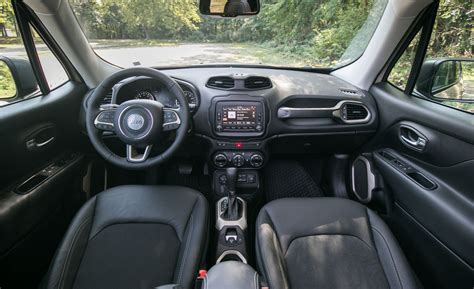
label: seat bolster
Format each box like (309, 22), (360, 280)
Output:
(42, 197), (96, 289)
(173, 190), (209, 289)
(368, 209), (421, 289)
(256, 208), (290, 289)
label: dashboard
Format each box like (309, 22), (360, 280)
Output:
(83, 67), (379, 168)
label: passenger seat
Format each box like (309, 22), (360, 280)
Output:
(255, 198), (420, 289)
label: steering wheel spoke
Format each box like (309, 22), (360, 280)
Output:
(162, 108), (181, 131)
(94, 106), (118, 132)
(126, 144), (152, 163)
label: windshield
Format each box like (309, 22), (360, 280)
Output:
(70, 0), (387, 69)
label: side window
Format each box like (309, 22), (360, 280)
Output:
(387, 30), (421, 91)
(388, 0), (473, 113)
(0, 2), (69, 107)
(31, 26), (69, 90)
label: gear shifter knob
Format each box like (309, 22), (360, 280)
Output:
(226, 167), (238, 195)
(224, 167), (239, 220)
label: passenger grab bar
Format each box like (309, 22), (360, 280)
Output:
(277, 106), (336, 119)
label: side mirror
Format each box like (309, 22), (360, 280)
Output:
(0, 56), (39, 106)
(415, 58), (473, 102)
(199, 0), (260, 17)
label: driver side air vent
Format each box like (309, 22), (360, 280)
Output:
(244, 76), (272, 90)
(101, 91), (113, 105)
(344, 103), (369, 121)
(207, 76), (235, 89)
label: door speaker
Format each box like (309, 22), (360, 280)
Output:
(351, 156), (375, 203)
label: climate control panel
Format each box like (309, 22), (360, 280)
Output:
(213, 151), (264, 168)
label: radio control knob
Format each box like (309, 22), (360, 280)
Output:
(232, 154), (245, 167)
(256, 125), (263, 132)
(250, 153), (264, 168)
(216, 125), (223, 132)
(214, 153), (228, 168)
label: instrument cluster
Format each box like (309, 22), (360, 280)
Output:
(113, 77), (199, 113)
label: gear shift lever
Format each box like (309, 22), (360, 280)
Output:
(224, 167), (239, 220)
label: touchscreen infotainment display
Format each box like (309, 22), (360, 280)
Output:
(214, 101), (265, 135)
(222, 105), (257, 126)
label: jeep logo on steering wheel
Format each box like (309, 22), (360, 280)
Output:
(126, 114), (145, 130)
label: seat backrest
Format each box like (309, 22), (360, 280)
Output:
(224, 0), (252, 15)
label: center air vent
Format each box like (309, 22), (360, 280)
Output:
(244, 76), (272, 90)
(207, 76), (235, 89)
(342, 103), (370, 122)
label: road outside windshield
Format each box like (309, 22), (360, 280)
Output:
(69, 0), (387, 68)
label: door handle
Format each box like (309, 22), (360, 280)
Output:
(399, 125), (427, 152)
(400, 135), (426, 149)
(26, 136), (55, 150)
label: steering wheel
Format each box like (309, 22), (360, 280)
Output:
(86, 67), (190, 170)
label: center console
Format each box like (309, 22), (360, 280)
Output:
(207, 96), (267, 278)
(203, 261), (260, 289)
(207, 167), (262, 288)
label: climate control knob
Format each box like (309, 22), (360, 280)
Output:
(249, 153), (264, 168)
(214, 153), (228, 168)
(232, 154), (245, 167)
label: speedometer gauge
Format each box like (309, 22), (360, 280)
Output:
(135, 91), (154, 100)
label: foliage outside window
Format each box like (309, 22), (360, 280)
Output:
(423, 0), (473, 113)
(1, 0), (70, 106)
(0, 60), (16, 99)
(68, 0), (388, 68)
(387, 30), (421, 91)
(388, 0), (473, 113)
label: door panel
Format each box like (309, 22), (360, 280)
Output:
(0, 82), (89, 289)
(366, 83), (474, 289)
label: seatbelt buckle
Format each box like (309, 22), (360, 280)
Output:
(198, 269), (207, 279)
(194, 269), (207, 289)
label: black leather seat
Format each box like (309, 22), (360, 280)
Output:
(224, 0), (251, 15)
(42, 185), (208, 289)
(256, 198), (420, 289)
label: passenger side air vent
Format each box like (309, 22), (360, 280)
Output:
(207, 76), (235, 89)
(244, 76), (272, 90)
(343, 103), (369, 122)
(101, 90), (113, 105)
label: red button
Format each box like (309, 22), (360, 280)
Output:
(198, 270), (207, 279)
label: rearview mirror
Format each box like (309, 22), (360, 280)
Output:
(199, 0), (260, 17)
(0, 56), (39, 106)
(415, 58), (473, 102)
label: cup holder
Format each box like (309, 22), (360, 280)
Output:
(216, 250), (247, 264)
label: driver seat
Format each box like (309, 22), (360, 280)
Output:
(42, 185), (209, 289)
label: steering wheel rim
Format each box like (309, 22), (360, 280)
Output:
(86, 67), (190, 170)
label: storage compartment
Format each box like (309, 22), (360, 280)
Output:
(15, 174), (48, 194)
(379, 150), (396, 161)
(14, 152), (81, 195)
(407, 172), (437, 190)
